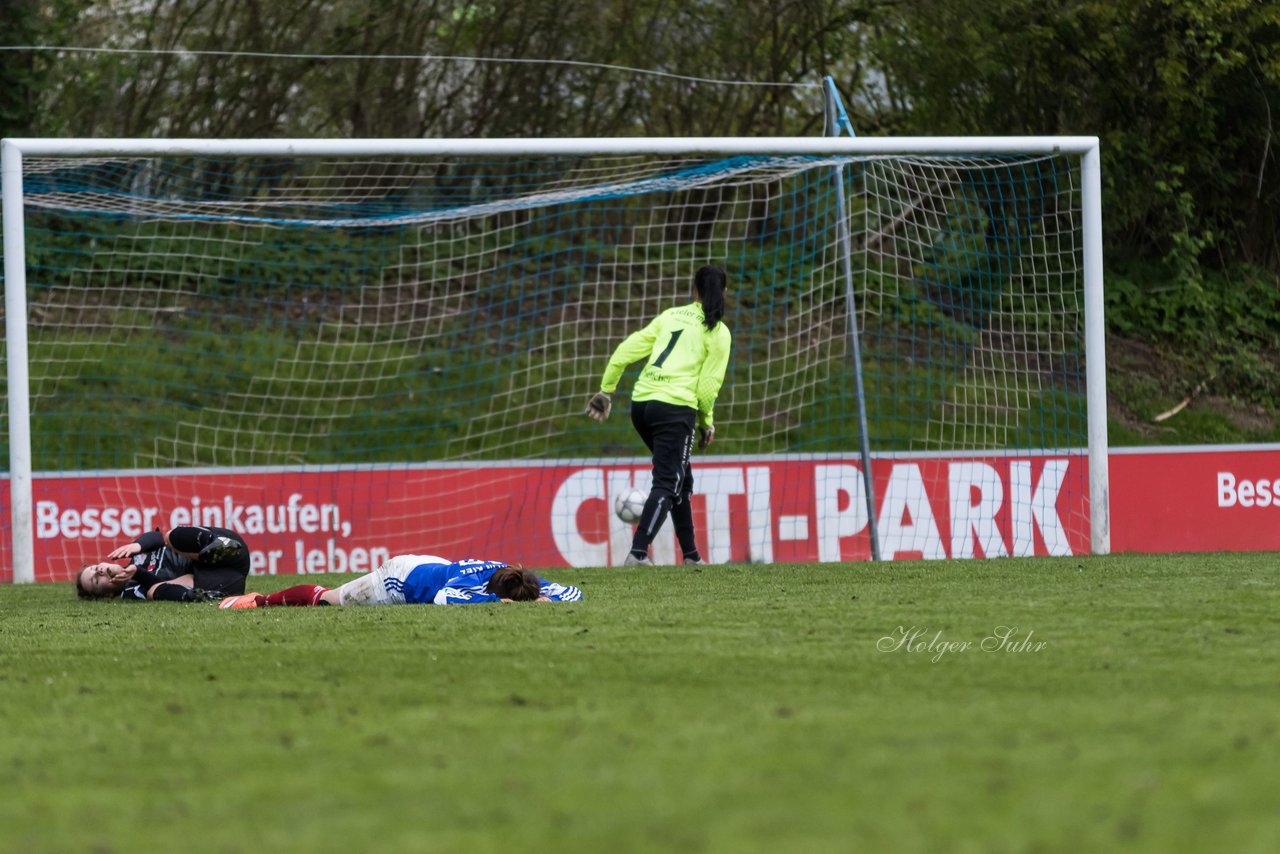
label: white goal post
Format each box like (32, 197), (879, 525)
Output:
(2, 136), (1108, 583)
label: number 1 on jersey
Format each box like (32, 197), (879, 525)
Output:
(652, 330), (683, 367)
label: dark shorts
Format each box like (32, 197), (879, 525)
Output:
(194, 565), (250, 596)
(187, 527), (251, 595)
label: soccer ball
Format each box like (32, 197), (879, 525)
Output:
(614, 488), (647, 524)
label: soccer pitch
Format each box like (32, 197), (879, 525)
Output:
(2, 554), (1277, 852)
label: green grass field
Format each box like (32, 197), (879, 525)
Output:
(2, 553), (1278, 853)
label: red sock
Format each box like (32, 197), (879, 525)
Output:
(265, 584), (329, 607)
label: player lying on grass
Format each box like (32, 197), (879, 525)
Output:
(218, 554), (582, 608)
(75, 526), (250, 602)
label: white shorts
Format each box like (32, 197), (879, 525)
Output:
(334, 554), (450, 606)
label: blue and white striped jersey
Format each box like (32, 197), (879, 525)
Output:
(398, 558), (583, 605)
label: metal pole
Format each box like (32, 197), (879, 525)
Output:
(2, 140), (35, 582)
(7, 136), (1104, 158)
(1082, 142), (1111, 554)
(823, 78), (882, 561)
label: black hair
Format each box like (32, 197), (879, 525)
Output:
(73, 566), (100, 600)
(694, 265), (727, 330)
(486, 565), (541, 601)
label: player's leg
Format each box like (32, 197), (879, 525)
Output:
(173, 526), (251, 594)
(630, 401), (657, 452)
(223, 582), (329, 607)
(168, 526), (249, 567)
(195, 566), (251, 597)
(629, 402), (695, 562)
(198, 527), (250, 565)
(331, 554), (421, 606)
(669, 465), (703, 564)
(148, 573), (199, 601)
(624, 400), (661, 565)
(256, 584), (330, 606)
(253, 553), (440, 607)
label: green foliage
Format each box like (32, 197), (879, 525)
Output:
(1106, 260), (1280, 402)
(0, 1), (40, 137)
(873, 0), (1280, 272)
(9, 0), (1280, 448)
(9, 1), (1280, 273)
(15, 0), (846, 140)
(2, 555), (1279, 851)
(865, 0), (1280, 436)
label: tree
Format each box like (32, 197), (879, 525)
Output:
(0, 0), (49, 138)
(870, 0), (1280, 271)
(20, 0), (880, 141)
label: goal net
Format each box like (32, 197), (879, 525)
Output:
(1, 138), (1106, 581)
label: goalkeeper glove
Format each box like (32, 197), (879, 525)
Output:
(698, 425), (715, 449)
(586, 391), (612, 422)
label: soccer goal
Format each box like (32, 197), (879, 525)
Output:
(2, 136), (1107, 582)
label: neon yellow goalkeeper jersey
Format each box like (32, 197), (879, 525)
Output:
(599, 302), (732, 428)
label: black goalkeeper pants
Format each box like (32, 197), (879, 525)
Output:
(629, 400), (699, 559)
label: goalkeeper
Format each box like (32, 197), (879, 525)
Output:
(585, 264), (732, 566)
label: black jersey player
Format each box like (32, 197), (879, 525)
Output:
(74, 526), (250, 602)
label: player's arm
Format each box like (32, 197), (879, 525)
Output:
(695, 326), (733, 431)
(109, 566), (149, 601)
(599, 316), (661, 394)
(587, 316), (661, 421)
(107, 528), (163, 560)
(124, 526), (203, 558)
(538, 582), (583, 602)
(433, 587), (503, 605)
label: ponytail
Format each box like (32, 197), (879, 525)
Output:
(694, 265), (727, 330)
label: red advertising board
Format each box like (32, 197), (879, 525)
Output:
(7, 445), (1274, 583)
(1109, 445), (1280, 553)
(1, 452), (1092, 582)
